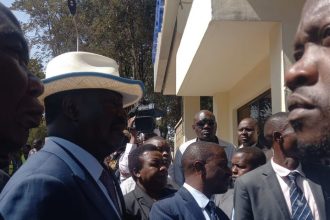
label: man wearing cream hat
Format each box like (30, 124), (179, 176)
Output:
(0, 51), (144, 220)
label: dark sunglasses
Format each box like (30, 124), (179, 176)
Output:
(196, 119), (215, 128)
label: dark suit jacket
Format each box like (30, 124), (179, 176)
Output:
(234, 162), (330, 220)
(149, 187), (229, 220)
(124, 185), (176, 220)
(0, 139), (125, 220)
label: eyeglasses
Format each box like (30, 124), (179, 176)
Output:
(195, 119), (215, 128)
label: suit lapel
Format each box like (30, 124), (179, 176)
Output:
(42, 140), (120, 220)
(133, 185), (154, 219)
(73, 174), (120, 220)
(262, 162), (291, 219)
(178, 187), (206, 219)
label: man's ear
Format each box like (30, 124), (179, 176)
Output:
(193, 161), (205, 175)
(273, 131), (282, 143)
(132, 168), (140, 179)
(62, 95), (79, 122)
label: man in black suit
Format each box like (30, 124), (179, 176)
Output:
(124, 144), (176, 220)
(0, 3), (44, 191)
(234, 112), (330, 220)
(149, 141), (231, 220)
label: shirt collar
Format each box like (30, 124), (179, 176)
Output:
(271, 158), (305, 178)
(238, 143), (257, 149)
(183, 183), (210, 209)
(47, 136), (103, 180)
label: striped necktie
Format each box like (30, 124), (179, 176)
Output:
(206, 201), (218, 220)
(287, 172), (313, 220)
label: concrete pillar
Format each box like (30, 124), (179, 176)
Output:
(213, 92), (232, 142)
(182, 96), (200, 141)
(269, 23), (286, 113)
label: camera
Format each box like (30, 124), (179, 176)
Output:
(128, 100), (164, 133)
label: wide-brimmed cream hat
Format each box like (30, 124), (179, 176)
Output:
(39, 51), (144, 107)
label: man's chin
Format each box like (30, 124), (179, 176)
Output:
(298, 138), (330, 164)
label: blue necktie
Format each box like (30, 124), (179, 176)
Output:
(287, 172), (313, 220)
(206, 201), (218, 220)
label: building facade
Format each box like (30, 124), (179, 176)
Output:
(153, 0), (305, 149)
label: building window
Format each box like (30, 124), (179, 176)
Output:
(237, 90), (272, 147)
(200, 96), (213, 112)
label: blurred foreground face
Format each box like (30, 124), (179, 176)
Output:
(0, 4), (44, 154)
(285, 0), (330, 159)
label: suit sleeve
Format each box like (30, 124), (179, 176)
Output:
(233, 178), (253, 220)
(0, 174), (75, 220)
(173, 150), (184, 187)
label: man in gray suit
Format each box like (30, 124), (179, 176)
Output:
(234, 112), (330, 220)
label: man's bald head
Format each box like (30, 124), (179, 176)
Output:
(182, 141), (231, 197)
(264, 112), (289, 147)
(193, 110), (215, 123)
(192, 110), (217, 142)
(182, 141), (225, 176)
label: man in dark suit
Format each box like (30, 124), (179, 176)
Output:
(149, 141), (231, 220)
(173, 110), (236, 186)
(124, 144), (176, 220)
(0, 51), (144, 219)
(0, 4), (44, 191)
(234, 112), (330, 220)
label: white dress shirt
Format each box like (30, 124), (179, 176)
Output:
(271, 159), (320, 220)
(118, 143), (137, 182)
(183, 183), (213, 220)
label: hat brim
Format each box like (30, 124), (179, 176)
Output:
(39, 72), (144, 108)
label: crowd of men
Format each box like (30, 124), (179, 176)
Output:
(0, 0), (330, 219)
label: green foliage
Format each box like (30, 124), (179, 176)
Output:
(28, 58), (45, 79)
(12, 0), (182, 140)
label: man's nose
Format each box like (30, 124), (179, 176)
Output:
(28, 73), (44, 97)
(160, 164), (168, 173)
(285, 44), (318, 92)
(232, 166), (238, 174)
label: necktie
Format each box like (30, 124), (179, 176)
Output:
(99, 168), (120, 212)
(287, 172), (313, 220)
(206, 201), (218, 220)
